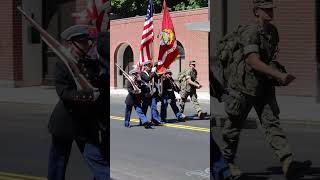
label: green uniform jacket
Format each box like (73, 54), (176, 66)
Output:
(228, 23), (279, 96)
(182, 68), (198, 92)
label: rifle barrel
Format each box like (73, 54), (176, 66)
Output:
(17, 6), (94, 91)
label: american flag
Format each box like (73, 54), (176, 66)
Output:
(86, 0), (110, 32)
(136, 0), (154, 71)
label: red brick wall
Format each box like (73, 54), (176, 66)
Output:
(13, 0), (23, 82)
(0, 0), (87, 87)
(0, 0), (14, 82)
(0, 0), (22, 86)
(240, 0), (317, 97)
(110, 8), (209, 91)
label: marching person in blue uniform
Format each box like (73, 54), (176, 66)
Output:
(47, 25), (109, 180)
(160, 69), (185, 122)
(140, 60), (163, 126)
(124, 69), (153, 129)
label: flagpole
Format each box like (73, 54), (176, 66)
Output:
(151, 0), (155, 94)
(151, 33), (155, 94)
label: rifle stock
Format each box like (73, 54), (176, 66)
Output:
(115, 64), (140, 91)
(17, 6), (94, 91)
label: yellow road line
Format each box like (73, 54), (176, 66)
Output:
(0, 176), (22, 180)
(110, 116), (210, 133)
(0, 172), (46, 180)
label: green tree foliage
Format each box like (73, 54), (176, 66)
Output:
(112, 0), (208, 18)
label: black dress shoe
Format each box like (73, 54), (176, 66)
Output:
(177, 117), (186, 122)
(143, 121), (152, 129)
(152, 120), (163, 126)
(124, 122), (130, 128)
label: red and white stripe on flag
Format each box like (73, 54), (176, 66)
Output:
(136, 0), (154, 71)
(86, 0), (110, 32)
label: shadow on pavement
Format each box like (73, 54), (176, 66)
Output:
(239, 175), (270, 180)
(242, 165), (320, 180)
(183, 114), (211, 121)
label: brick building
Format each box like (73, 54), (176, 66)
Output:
(0, 0), (209, 92)
(1, 0), (319, 99)
(0, 0), (88, 87)
(110, 8), (209, 91)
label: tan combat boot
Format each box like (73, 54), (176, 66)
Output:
(282, 156), (294, 179)
(198, 111), (205, 119)
(282, 156), (302, 180)
(282, 156), (312, 180)
(228, 163), (243, 177)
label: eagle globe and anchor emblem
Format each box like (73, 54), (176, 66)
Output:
(159, 29), (175, 46)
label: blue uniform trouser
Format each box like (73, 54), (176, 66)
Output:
(160, 96), (182, 121)
(142, 97), (161, 123)
(124, 104), (148, 126)
(48, 135), (110, 180)
(212, 138), (231, 180)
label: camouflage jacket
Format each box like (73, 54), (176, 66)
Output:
(181, 68), (198, 92)
(228, 23), (279, 96)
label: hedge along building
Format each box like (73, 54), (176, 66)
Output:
(0, 0), (94, 87)
(110, 8), (209, 91)
(211, 0), (320, 101)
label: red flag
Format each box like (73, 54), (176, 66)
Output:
(157, 0), (179, 74)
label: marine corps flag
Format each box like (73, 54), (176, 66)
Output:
(157, 0), (179, 74)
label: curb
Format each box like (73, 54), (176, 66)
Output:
(110, 89), (211, 101)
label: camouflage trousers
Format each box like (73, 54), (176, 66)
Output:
(222, 89), (293, 163)
(179, 90), (202, 114)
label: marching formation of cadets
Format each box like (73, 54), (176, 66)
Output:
(124, 60), (206, 128)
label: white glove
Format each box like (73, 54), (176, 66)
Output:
(93, 88), (100, 101)
(134, 89), (141, 94)
(151, 67), (157, 73)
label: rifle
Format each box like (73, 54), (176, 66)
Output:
(115, 64), (140, 92)
(159, 75), (164, 96)
(169, 77), (180, 93)
(17, 7), (94, 91)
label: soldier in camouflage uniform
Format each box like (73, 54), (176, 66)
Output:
(179, 60), (205, 119)
(221, 0), (310, 179)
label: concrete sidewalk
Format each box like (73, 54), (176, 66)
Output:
(110, 87), (210, 102)
(0, 86), (58, 105)
(0, 86), (319, 125)
(0, 86), (210, 104)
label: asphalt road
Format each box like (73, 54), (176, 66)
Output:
(212, 123), (320, 180)
(0, 102), (92, 180)
(0, 96), (211, 180)
(110, 96), (211, 180)
(0, 96), (319, 180)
